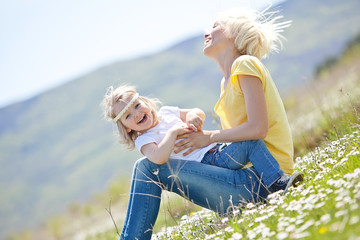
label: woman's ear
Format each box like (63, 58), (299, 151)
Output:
(127, 128), (132, 133)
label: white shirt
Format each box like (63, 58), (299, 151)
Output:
(135, 106), (216, 162)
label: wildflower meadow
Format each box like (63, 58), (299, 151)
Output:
(152, 130), (360, 240)
(16, 34), (359, 240)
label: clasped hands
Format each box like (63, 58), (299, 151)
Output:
(170, 112), (212, 156)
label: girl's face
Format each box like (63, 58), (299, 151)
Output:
(119, 97), (155, 133)
(203, 21), (232, 58)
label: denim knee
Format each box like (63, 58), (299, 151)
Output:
(229, 139), (263, 150)
(249, 139), (265, 150)
(134, 157), (161, 178)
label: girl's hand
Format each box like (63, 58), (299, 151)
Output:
(186, 112), (203, 131)
(169, 124), (193, 136)
(141, 124), (193, 165)
(174, 130), (212, 156)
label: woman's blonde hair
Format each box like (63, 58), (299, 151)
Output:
(216, 7), (291, 59)
(101, 85), (160, 149)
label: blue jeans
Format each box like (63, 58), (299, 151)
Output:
(201, 140), (283, 187)
(120, 140), (280, 239)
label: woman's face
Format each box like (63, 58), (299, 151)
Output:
(203, 21), (232, 58)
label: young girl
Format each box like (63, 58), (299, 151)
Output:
(102, 85), (295, 190)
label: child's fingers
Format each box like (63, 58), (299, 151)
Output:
(189, 124), (197, 131)
(187, 120), (202, 131)
(177, 127), (193, 136)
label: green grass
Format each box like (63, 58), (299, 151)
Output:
(9, 34), (360, 240)
(152, 130), (360, 240)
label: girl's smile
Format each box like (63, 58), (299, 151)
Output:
(136, 112), (150, 126)
(119, 98), (156, 133)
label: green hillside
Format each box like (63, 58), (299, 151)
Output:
(22, 31), (360, 240)
(1, 0), (360, 238)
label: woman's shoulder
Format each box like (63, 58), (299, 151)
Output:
(234, 55), (261, 66)
(232, 55), (264, 74)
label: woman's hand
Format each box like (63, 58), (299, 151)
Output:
(174, 130), (212, 156)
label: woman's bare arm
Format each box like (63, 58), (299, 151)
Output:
(175, 75), (268, 156)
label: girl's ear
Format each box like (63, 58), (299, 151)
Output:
(126, 128), (132, 133)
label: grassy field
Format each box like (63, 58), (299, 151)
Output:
(152, 131), (360, 239)
(9, 37), (360, 240)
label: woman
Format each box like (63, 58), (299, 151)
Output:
(119, 7), (302, 239)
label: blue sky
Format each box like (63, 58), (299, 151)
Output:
(0, 0), (283, 108)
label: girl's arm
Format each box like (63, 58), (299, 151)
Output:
(175, 75), (268, 155)
(179, 108), (205, 131)
(140, 125), (191, 164)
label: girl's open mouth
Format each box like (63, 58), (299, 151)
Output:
(138, 114), (147, 124)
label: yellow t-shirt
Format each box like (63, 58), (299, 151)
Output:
(214, 55), (294, 174)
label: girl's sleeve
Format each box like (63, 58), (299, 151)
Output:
(135, 135), (156, 153)
(159, 106), (180, 118)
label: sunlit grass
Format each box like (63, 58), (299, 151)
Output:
(153, 131), (360, 240)
(10, 36), (360, 240)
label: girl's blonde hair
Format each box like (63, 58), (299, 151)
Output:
(216, 7), (291, 59)
(102, 85), (160, 149)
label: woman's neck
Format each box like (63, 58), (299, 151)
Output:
(214, 51), (241, 86)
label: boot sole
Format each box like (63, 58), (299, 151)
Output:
(283, 171), (304, 194)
